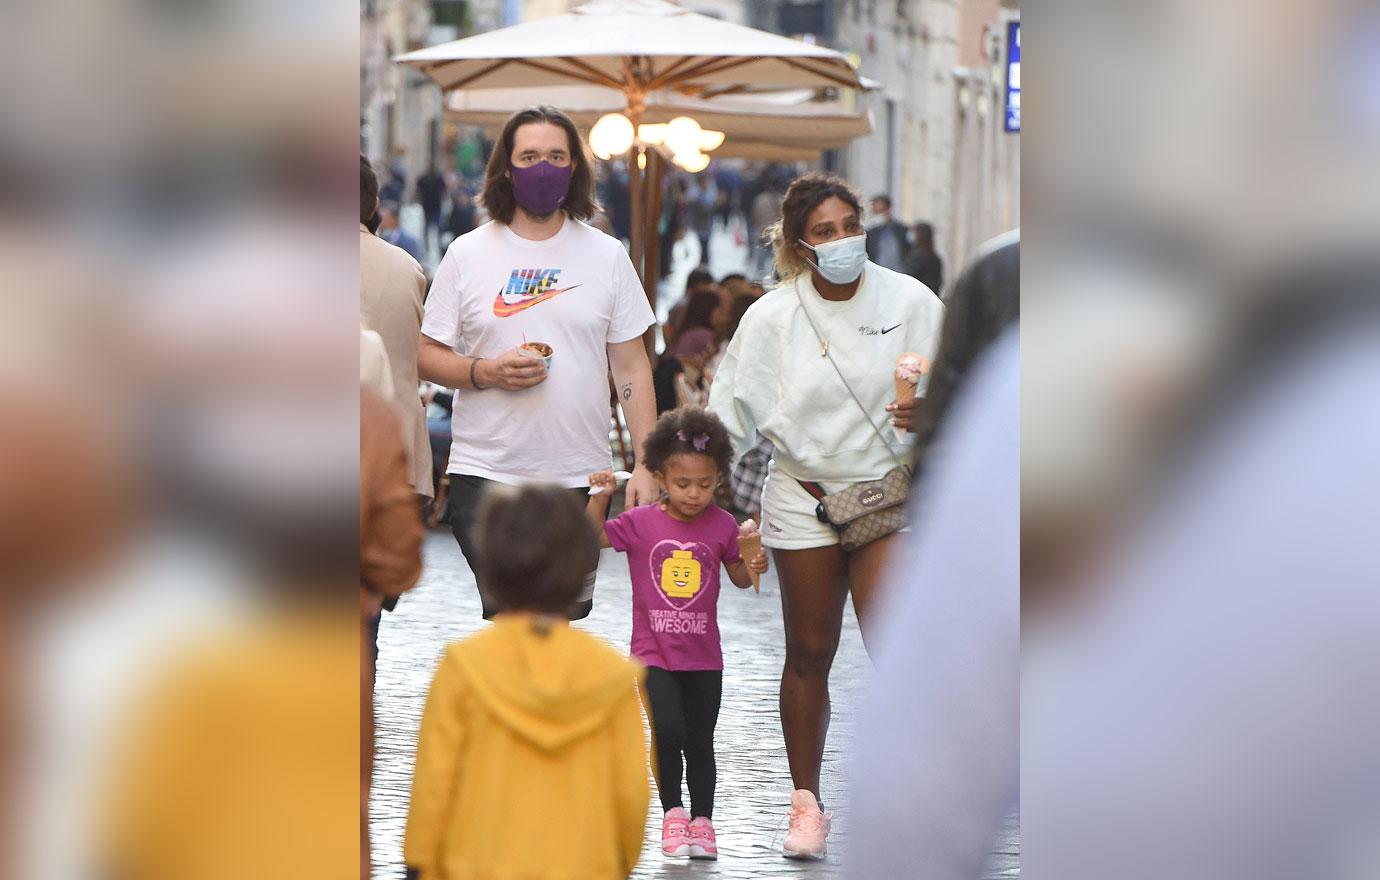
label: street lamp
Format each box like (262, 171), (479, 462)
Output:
(675, 152), (711, 173)
(586, 111), (724, 172)
(663, 116), (704, 156)
(589, 112), (636, 159)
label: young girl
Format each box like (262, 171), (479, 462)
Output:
(588, 407), (769, 861)
(404, 486), (649, 880)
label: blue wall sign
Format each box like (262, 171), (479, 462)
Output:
(1004, 20), (1020, 133)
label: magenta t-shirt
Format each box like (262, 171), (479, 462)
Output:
(604, 503), (742, 671)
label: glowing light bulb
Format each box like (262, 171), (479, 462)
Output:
(675, 151), (711, 173)
(698, 129), (725, 152)
(638, 123), (667, 145)
(589, 112), (635, 159)
(664, 116), (704, 157)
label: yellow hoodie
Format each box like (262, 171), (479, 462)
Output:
(404, 614), (650, 880)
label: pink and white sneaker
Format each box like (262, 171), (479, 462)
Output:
(661, 807), (691, 857)
(688, 816), (718, 860)
(782, 789), (832, 860)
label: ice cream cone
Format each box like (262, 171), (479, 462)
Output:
(737, 533), (763, 593)
(892, 377), (916, 443)
(893, 352), (926, 443)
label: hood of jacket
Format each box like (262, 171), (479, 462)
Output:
(453, 614), (643, 752)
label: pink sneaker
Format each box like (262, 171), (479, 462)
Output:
(688, 816), (718, 860)
(782, 789), (832, 860)
(661, 807), (691, 857)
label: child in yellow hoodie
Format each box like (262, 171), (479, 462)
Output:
(404, 485), (650, 880)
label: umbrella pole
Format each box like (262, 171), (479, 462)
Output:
(630, 145), (658, 362)
(628, 145), (644, 291)
(643, 148), (665, 310)
(623, 88), (649, 305)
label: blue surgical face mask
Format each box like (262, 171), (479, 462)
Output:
(800, 233), (868, 284)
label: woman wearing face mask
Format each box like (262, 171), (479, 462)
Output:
(707, 173), (944, 859)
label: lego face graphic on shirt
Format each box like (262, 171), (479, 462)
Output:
(649, 541), (712, 610)
(660, 551), (702, 598)
(492, 268), (582, 317)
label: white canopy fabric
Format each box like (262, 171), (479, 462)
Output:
(396, 0), (864, 99)
(445, 85), (872, 160)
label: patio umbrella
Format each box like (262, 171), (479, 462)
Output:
(445, 85), (874, 160)
(396, 0), (863, 98)
(397, 0), (868, 305)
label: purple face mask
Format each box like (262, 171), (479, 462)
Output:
(510, 160), (573, 216)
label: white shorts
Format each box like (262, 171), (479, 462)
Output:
(759, 465), (841, 550)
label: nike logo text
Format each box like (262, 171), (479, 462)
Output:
(492, 268), (580, 317)
(858, 323), (904, 337)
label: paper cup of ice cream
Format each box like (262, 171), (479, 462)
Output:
(519, 342), (553, 371)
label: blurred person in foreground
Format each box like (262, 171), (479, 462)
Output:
(708, 172), (944, 858)
(100, 407), (362, 880)
(360, 155), (432, 501)
(417, 105), (659, 621)
(361, 388), (424, 878)
(104, 613), (359, 880)
(1017, 246), (1380, 878)
(845, 236), (1020, 880)
(1019, 1), (1380, 873)
(404, 486), (648, 880)
(903, 230), (1020, 473)
(1022, 272), (1380, 878)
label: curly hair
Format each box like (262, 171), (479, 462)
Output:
(642, 407), (733, 484)
(763, 172), (865, 281)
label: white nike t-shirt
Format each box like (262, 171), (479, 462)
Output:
(422, 218), (655, 486)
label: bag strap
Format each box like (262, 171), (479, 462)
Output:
(792, 279), (911, 473)
(799, 479), (828, 501)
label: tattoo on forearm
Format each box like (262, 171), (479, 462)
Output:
(620, 383), (632, 401)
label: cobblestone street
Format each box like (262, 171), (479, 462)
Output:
(372, 529), (1019, 879)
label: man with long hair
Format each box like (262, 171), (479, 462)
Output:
(417, 106), (659, 621)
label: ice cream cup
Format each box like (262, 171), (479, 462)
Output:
(519, 342), (553, 371)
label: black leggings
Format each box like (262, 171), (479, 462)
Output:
(643, 667), (723, 819)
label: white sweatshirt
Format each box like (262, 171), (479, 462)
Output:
(708, 262), (944, 483)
